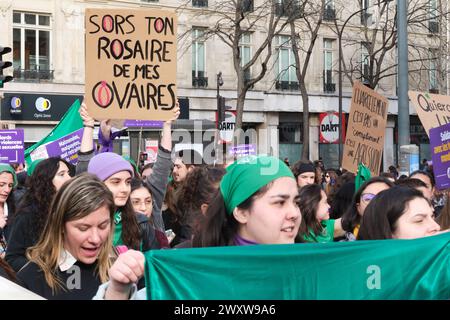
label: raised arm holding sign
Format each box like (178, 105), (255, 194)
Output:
(85, 9), (178, 121)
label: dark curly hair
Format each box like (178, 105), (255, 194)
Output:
(176, 166), (226, 237)
(14, 157), (75, 241)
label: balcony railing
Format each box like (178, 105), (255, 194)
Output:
(13, 68), (54, 82)
(429, 88), (439, 94)
(323, 82), (336, 93)
(241, 0), (254, 13)
(244, 69), (254, 89)
(192, 71), (208, 88)
(275, 1), (303, 19)
(193, 0), (208, 8)
(323, 7), (336, 21)
(276, 80), (299, 91)
(429, 21), (439, 34)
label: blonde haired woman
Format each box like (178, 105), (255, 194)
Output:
(17, 173), (116, 299)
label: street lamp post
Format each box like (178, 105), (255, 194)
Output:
(217, 72), (224, 124)
(215, 72), (224, 164)
(397, 0), (409, 148)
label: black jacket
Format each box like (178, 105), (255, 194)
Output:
(136, 213), (162, 252)
(5, 204), (40, 273)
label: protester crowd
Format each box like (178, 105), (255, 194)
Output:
(0, 100), (449, 300)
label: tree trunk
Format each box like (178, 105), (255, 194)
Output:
(235, 77), (247, 130)
(300, 81), (309, 161)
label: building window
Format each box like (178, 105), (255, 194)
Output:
(361, 42), (370, 84)
(192, 28), (207, 87)
(13, 11), (52, 81)
(323, 0), (336, 21)
(323, 39), (335, 93)
(279, 122), (302, 143)
(276, 35), (298, 91)
(239, 32), (252, 84)
(241, 0), (254, 13)
(192, 0), (208, 8)
(429, 50), (438, 93)
(428, 0), (439, 33)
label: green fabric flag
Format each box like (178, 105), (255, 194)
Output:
(24, 99), (83, 167)
(145, 232), (450, 300)
(354, 163), (371, 193)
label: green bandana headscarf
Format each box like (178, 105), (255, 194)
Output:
(220, 155), (294, 215)
(355, 163), (371, 193)
(0, 163), (17, 188)
(27, 158), (44, 177)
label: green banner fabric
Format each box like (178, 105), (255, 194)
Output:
(24, 99), (83, 167)
(145, 233), (450, 300)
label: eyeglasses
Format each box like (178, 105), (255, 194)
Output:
(361, 193), (376, 203)
(325, 175), (330, 178)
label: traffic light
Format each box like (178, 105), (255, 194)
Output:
(218, 95), (226, 125)
(0, 46), (13, 88)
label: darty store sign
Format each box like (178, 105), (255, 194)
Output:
(1, 93), (83, 121)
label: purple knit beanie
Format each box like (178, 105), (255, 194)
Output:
(87, 152), (134, 181)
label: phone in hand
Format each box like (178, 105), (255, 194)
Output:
(165, 229), (176, 243)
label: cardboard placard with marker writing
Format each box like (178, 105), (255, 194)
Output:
(408, 91), (450, 136)
(85, 9), (177, 120)
(342, 81), (389, 177)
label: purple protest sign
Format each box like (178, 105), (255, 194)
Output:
(124, 120), (164, 128)
(430, 123), (450, 190)
(45, 128), (84, 164)
(229, 144), (257, 157)
(0, 129), (25, 164)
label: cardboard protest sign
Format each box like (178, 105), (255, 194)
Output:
(408, 91), (450, 136)
(430, 123), (450, 190)
(85, 9), (177, 121)
(342, 81), (389, 176)
(0, 129), (24, 164)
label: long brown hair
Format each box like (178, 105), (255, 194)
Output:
(297, 184), (324, 238)
(26, 173), (115, 292)
(0, 258), (16, 281)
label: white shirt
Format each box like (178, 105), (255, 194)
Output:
(58, 249), (77, 272)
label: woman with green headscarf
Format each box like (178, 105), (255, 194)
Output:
(192, 155), (301, 247)
(0, 164), (17, 257)
(92, 155), (301, 299)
